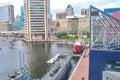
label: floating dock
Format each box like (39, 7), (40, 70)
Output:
(41, 55), (72, 80)
(47, 54), (60, 64)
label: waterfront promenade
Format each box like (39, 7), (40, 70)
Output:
(70, 48), (89, 80)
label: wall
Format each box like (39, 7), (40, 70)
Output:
(89, 50), (120, 80)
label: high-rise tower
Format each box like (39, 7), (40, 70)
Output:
(24, 0), (51, 42)
(0, 4), (15, 23)
(65, 4), (74, 16)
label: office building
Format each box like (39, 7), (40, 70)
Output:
(15, 15), (20, 22)
(0, 22), (12, 31)
(20, 6), (24, 24)
(78, 17), (90, 41)
(81, 9), (87, 16)
(59, 16), (90, 40)
(81, 8), (90, 17)
(65, 4), (74, 16)
(24, 0), (51, 42)
(0, 4), (14, 23)
(12, 6), (24, 31)
(59, 17), (78, 33)
(56, 12), (67, 20)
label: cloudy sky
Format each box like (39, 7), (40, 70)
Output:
(0, 0), (120, 16)
(50, 0), (120, 10)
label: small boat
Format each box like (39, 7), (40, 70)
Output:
(7, 51), (29, 80)
(0, 48), (2, 50)
(73, 41), (84, 54)
(7, 68), (29, 80)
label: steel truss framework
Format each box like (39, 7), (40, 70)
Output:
(90, 5), (120, 50)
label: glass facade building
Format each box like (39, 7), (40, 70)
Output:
(90, 6), (120, 50)
(0, 5), (14, 23)
(65, 4), (74, 16)
(12, 6), (24, 31)
(89, 5), (120, 80)
(20, 6), (24, 23)
(24, 0), (51, 42)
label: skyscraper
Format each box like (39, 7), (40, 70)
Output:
(24, 0), (51, 42)
(0, 4), (15, 23)
(20, 6), (24, 25)
(65, 4), (74, 16)
(12, 6), (24, 31)
(81, 8), (90, 17)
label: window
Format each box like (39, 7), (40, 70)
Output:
(106, 77), (112, 80)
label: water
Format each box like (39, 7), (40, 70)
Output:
(0, 39), (27, 80)
(0, 39), (73, 80)
(27, 42), (73, 79)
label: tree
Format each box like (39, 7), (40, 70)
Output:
(55, 32), (68, 39)
(64, 35), (78, 40)
(84, 32), (90, 38)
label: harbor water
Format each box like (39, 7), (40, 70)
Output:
(0, 39), (73, 79)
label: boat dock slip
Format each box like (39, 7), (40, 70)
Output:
(47, 54), (60, 64)
(41, 55), (72, 80)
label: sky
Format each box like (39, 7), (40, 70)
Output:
(50, 0), (120, 10)
(0, 0), (120, 17)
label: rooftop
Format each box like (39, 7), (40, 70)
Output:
(112, 11), (120, 20)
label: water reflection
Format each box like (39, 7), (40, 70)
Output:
(0, 39), (73, 80)
(27, 42), (73, 79)
(27, 42), (50, 79)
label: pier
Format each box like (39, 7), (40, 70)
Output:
(41, 55), (72, 80)
(47, 54), (60, 64)
(69, 48), (89, 80)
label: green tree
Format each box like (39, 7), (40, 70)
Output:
(64, 35), (78, 40)
(55, 32), (68, 39)
(84, 32), (90, 38)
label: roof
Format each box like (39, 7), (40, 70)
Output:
(67, 4), (73, 8)
(112, 11), (120, 20)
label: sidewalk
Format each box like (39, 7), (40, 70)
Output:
(70, 48), (89, 80)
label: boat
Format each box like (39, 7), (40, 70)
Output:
(7, 68), (29, 80)
(7, 51), (29, 80)
(73, 41), (84, 54)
